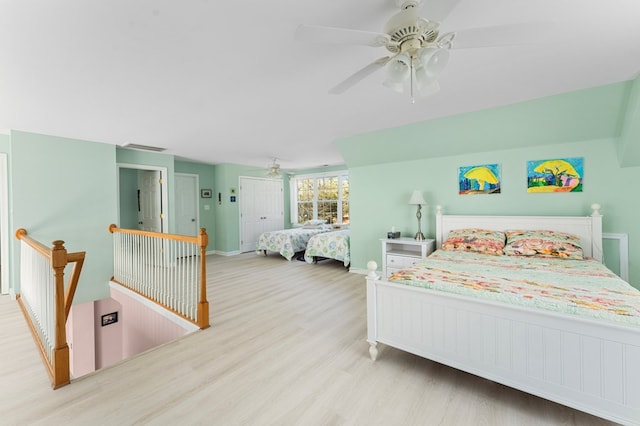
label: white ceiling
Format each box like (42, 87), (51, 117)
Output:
(1, 0), (639, 172)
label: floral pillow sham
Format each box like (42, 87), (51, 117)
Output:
(504, 229), (584, 260)
(441, 228), (506, 255)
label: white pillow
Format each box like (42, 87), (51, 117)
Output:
(303, 219), (326, 226)
(303, 224), (322, 229)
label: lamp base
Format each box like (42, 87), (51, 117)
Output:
(414, 232), (425, 241)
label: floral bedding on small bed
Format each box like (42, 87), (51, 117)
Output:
(389, 250), (640, 326)
(256, 227), (330, 261)
(304, 229), (350, 267)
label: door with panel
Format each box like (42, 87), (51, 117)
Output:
(239, 177), (283, 253)
(175, 173), (199, 236)
(138, 170), (163, 232)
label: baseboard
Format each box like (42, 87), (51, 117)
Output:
(210, 250), (241, 257)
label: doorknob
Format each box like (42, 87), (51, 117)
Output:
(191, 219), (196, 222)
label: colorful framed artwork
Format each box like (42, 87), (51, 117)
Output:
(458, 163), (501, 195)
(527, 157), (583, 193)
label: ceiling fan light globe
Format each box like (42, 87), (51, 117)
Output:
(387, 53), (411, 83)
(418, 47), (449, 77)
(383, 79), (405, 93)
(418, 80), (441, 97)
(414, 65), (435, 90)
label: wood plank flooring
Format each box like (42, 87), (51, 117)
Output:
(0, 253), (617, 425)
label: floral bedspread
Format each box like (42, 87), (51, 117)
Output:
(304, 229), (350, 267)
(256, 227), (330, 261)
(389, 250), (640, 326)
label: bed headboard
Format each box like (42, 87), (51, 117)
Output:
(434, 204), (603, 261)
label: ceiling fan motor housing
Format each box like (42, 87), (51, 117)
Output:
(384, 5), (439, 54)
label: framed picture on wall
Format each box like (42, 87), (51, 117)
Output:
(458, 163), (501, 195)
(527, 157), (583, 193)
(201, 189), (212, 198)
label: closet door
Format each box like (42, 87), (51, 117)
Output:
(239, 177), (283, 253)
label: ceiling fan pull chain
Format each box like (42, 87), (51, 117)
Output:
(410, 59), (416, 104)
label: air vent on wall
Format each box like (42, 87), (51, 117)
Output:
(121, 143), (166, 152)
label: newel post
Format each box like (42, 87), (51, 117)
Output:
(197, 228), (210, 329)
(51, 240), (70, 388)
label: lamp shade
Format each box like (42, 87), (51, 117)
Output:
(408, 190), (426, 205)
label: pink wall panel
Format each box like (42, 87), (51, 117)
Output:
(110, 286), (193, 358)
(94, 298), (123, 369)
(67, 301), (96, 377)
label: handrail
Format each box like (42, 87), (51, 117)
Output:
(109, 225), (209, 329)
(14, 228), (86, 389)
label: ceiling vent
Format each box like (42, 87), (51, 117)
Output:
(121, 143), (166, 152)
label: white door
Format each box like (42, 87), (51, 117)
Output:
(175, 173), (199, 236)
(138, 170), (163, 232)
(239, 177), (283, 252)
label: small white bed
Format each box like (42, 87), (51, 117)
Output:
(366, 206), (640, 425)
(256, 224), (331, 261)
(304, 229), (350, 268)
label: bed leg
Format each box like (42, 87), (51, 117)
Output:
(262, 250), (267, 256)
(368, 342), (378, 361)
(313, 256), (318, 264)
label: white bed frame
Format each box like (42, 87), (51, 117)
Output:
(366, 206), (640, 425)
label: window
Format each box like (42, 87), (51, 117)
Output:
(290, 171), (349, 225)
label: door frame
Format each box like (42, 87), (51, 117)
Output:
(0, 153), (9, 295)
(175, 172), (200, 236)
(116, 163), (169, 233)
(238, 176), (284, 253)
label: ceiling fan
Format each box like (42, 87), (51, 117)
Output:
(295, 0), (547, 102)
(266, 158), (282, 177)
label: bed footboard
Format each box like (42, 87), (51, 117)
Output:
(366, 274), (640, 425)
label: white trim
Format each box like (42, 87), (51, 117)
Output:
(212, 250), (241, 257)
(603, 232), (629, 282)
(116, 163), (169, 233)
(289, 169), (348, 180)
(289, 171), (350, 226)
(0, 153), (9, 295)
(109, 281), (199, 332)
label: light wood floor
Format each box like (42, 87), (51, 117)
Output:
(0, 253), (617, 425)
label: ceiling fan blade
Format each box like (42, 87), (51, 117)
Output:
(295, 24), (391, 47)
(449, 22), (555, 49)
(423, 0), (463, 23)
(329, 56), (391, 94)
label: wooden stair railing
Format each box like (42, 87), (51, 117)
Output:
(109, 225), (209, 329)
(14, 229), (85, 389)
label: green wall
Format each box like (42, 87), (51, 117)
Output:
(338, 81), (640, 288)
(0, 133), (9, 150)
(118, 167), (139, 229)
(10, 131), (118, 303)
(339, 81), (628, 168)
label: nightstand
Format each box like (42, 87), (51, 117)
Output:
(381, 237), (436, 278)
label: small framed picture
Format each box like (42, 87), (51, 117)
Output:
(101, 312), (118, 327)
(201, 189), (212, 198)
